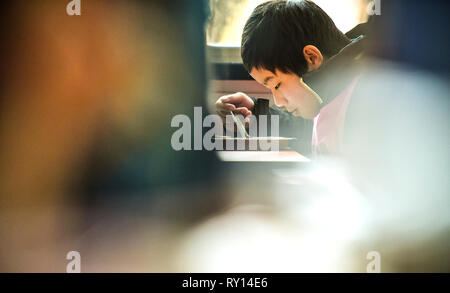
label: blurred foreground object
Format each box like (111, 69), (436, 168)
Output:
(0, 0), (222, 272)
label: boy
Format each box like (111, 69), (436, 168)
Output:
(215, 0), (369, 155)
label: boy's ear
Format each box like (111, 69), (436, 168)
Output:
(303, 45), (323, 71)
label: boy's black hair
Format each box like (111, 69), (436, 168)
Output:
(241, 0), (350, 76)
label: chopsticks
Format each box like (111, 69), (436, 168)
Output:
(230, 111), (250, 138)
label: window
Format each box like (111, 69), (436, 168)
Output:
(207, 0), (369, 62)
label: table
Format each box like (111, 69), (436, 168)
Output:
(216, 150), (310, 162)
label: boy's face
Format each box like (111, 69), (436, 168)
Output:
(250, 67), (321, 119)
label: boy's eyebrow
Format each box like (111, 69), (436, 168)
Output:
(263, 76), (274, 86)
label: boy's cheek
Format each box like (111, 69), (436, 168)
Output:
(289, 84), (309, 102)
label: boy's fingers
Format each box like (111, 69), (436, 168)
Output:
(222, 95), (244, 104)
(216, 103), (236, 116)
(224, 103), (236, 111)
(234, 107), (252, 116)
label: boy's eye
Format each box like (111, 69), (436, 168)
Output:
(274, 83), (281, 90)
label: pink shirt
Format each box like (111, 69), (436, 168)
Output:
(312, 75), (361, 156)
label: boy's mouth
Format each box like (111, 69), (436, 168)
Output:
(280, 106), (297, 115)
(287, 108), (297, 115)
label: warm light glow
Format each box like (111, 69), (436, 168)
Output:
(207, 0), (368, 46)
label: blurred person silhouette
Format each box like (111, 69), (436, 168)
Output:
(341, 0), (450, 271)
(0, 0), (225, 272)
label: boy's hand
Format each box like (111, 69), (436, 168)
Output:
(215, 92), (254, 119)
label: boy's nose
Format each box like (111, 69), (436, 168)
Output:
(272, 90), (287, 107)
